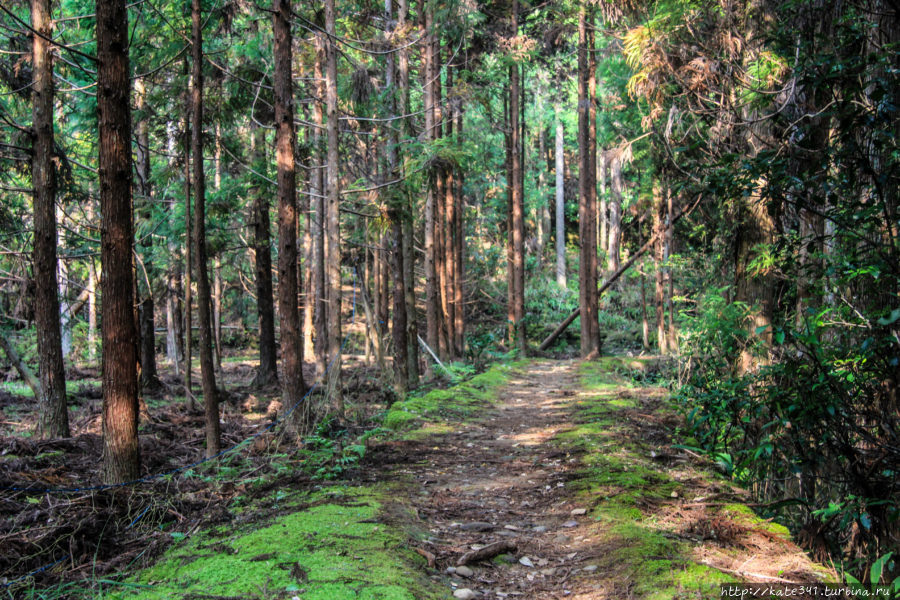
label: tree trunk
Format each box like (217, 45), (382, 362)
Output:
(135, 78), (161, 393)
(312, 31), (327, 380)
(212, 122), (223, 371)
(273, 0), (308, 430)
(31, 0), (69, 438)
(0, 330), (40, 399)
(653, 180), (667, 354)
(164, 119), (182, 375)
(398, 0), (419, 385)
(97, 0), (139, 482)
(250, 124), (278, 387)
(192, 0), (221, 457)
(421, 0), (437, 374)
(666, 187), (677, 351)
(608, 155), (622, 273)
(640, 263), (650, 350)
(555, 116), (566, 288)
(577, 5), (599, 359)
(325, 0), (343, 412)
(598, 150), (608, 271)
(453, 69), (466, 358)
(509, 2), (526, 354)
(183, 58), (193, 403)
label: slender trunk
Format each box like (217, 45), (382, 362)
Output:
(31, 0), (69, 438)
(325, 0), (343, 411)
(301, 106), (315, 363)
(422, 0), (437, 373)
(509, 10), (526, 354)
(212, 122), (223, 371)
(666, 187), (677, 351)
(598, 150), (608, 271)
(640, 263), (650, 350)
(537, 121), (549, 260)
(250, 125), (278, 386)
(192, 0), (221, 456)
(165, 119), (182, 375)
(97, 0), (139, 482)
(399, 0), (418, 383)
(183, 59), (193, 402)
(312, 31), (327, 379)
(135, 78), (161, 393)
(555, 116), (566, 288)
(608, 155), (622, 273)
(653, 180), (667, 354)
(577, 5), (599, 358)
(453, 68), (465, 358)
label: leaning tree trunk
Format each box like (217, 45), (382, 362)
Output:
(191, 0), (221, 457)
(325, 0), (343, 412)
(577, 4), (600, 359)
(274, 0), (308, 430)
(97, 0), (139, 483)
(31, 0), (69, 439)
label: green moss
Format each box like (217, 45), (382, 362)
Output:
(383, 361), (525, 434)
(114, 488), (443, 600)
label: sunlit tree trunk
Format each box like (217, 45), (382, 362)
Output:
(31, 0), (69, 438)
(598, 150), (608, 271)
(312, 31), (327, 379)
(97, 0), (139, 482)
(192, 0), (221, 456)
(607, 154), (622, 273)
(421, 0), (437, 373)
(555, 116), (566, 288)
(164, 119), (182, 375)
(508, 0), (526, 353)
(653, 179), (667, 354)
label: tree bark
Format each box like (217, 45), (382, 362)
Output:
(192, 0), (221, 457)
(598, 150), (608, 271)
(421, 0), (438, 374)
(555, 116), (566, 288)
(325, 0), (343, 412)
(164, 119), (182, 375)
(250, 124), (278, 387)
(97, 0), (139, 482)
(508, 1), (526, 354)
(312, 30), (327, 380)
(135, 78), (162, 393)
(608, 155), (623, 273)
(577, 5), (600, 359)
(183, 58), (193, 403)
(653, 179), (667, 354)
(31, 0), (69, 438)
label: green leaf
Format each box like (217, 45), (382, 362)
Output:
(877, 308), (900, 326)
(870, 552), (893, 585)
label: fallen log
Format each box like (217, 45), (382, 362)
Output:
(457, 540), (517, 566)
(539, 195), (701, 351)
(0, 330), (41, 397)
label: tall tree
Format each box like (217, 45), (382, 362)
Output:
(312, 30), (327, 379)
(31, 0), (69, 438)
(191, 0), (221, 456)
(508, 0), (526, 353)
(555, 114), (566, 288)
(250, 124), (278, 387)
(577, 3), (599, 358)
(134, 77), (161, 393)
(273, 0), (308, 428)
(97, 0), (139, 483)
(324, 0), (343, 411)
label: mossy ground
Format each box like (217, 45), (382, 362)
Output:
(383, 361), (525, 434)
(110, 487), (443, 600)
(551, 359), (826, 599)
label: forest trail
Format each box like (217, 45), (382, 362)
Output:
(365, 359), (831, 599)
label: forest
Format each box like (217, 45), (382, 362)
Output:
(0, 0), (898, 597)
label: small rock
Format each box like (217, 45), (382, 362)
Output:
(570, 508), (587, 516)
(519, 556), (534, 568)
(456, 565), (474, 578)
(532, 525), (548, 533)
(446, 567), (457, 574)
(537, 558), (549, 567)
(461, 521), (494, 532)
(554, 535), (572, 544)
(503, 524), (521, 531)
(540, 568), (557, 576)
(583, 565), (598, 572)
(453, 589), (477, 600)
(561, 520), (578, 528)
(670, 491), (679, 498)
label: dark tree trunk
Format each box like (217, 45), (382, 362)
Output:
(31, 0), (69, 438)
(135, 78), (161, 394)
(274, 0), (308, 430)
(97, 0), (139, 483)
(577, 5), (600, 359)
(183, 58), (193, 403)
(251, 127), (278, 387)
(325, 0), (343, 412)
(191, 0), (221, 457)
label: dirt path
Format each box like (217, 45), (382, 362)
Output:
(365, 359), (830, 600)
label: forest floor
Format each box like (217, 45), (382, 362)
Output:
(1, 357), (833, 599)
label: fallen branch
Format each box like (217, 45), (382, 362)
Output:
(0, 329), (41, 397)
(457, 540), (517, 566)
(539, 195), (702, 351)
(413, 546), (436, 568)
